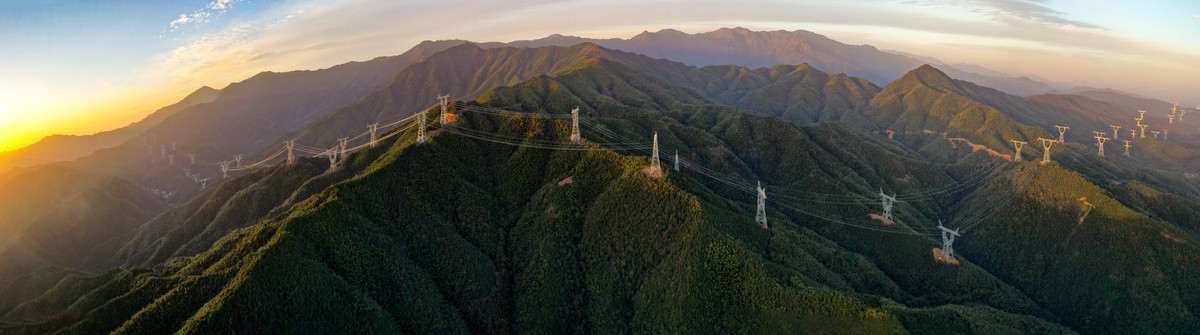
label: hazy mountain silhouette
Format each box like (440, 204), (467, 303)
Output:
(0, 86), (219, 174)
(466, 27), (1059, 97)
(0, 165), (166, 281)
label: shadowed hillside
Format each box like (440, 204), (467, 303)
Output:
(0, 166), (166, 280)
(0, 57), (1083, 334)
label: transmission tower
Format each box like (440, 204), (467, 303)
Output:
(1138, 110), (1147, 120)
(880, 188), (897, 222)
(234, 154), (244, 168)
(937, 220), (961, 261)
(1111, 125), (1121, 140)
(326, 148), (339, 171)
(1129, 129), (1137, 139)
(338, 137), (349, 159)
(1093, 132), (1109, 157)
(438, 95), (451, 124)
(674, 150), (679, 171)
(1055, 125), (1069, 142)
(417, 109), (428, 144)
(569, 107), (581, 143)
(1123, 140), (1132, 156)
(188, 153), (196, 165)
(368, 123), (379, 146)
(285, 139), (296, 164)
(755, 181), (768, 229)
(1163, 129), (1169, 141)
(199, 177), (210, 189)
(168, 154), (174, 164)
(1137, 124), (1148, 138)
(649, 132), (662, 177)
(219, 161), (230, 179)
(1010, 140), (1027, 161)
(1038, 138), (1058, 163)
(1151, 130), (1161, 139)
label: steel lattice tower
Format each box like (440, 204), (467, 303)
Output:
(438, 95), (451, 124)
(569, 107), (581, 143)
(1038, 138), (1058, 163)
(650, 132), (661, 176)
(417, 109), (428, 144)
(938, 220), (961, 261)
(1010, 140), (1027, 161)
(756, 181), (767, 229)
(1094, 132), (1109, 157)
(880, 188), (897, 222)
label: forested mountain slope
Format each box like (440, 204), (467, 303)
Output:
(0, 56), (1083, 334)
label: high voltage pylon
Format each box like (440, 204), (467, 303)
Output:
(1038, 138), (1058, 163)
(338, 137), (349, 158)
(417, 108), (428, 144)
(649, 131), (662, 177)
(1093, 132), (1109, 157)
(674, 150), (679, 171)
(1163, 129), (1169, 141)
(755, 181), (768, 229)
(938, 220), (961, 261)
(234, 154), (244, 168)
(368, 123), (379, 146)
(1137, 124), (1148, 138)
(1151, 130), (1161, 139)
(219, 161), (230, 179)
(188, 153), (196, 165)
(438, 95), (451, 124)
(285, 139), (296, 164)
(1123, 140), (1132, 156)
(1111, 125), (1121, 140)
(199, 177), (210, 189)
(880, 188), (897, 222)
(1055, 125), (1069, 142)
(325, 147), (338, 171)
(569, 107), (581, 143)
(1010, 140), (1027, 161)
(1129, 129), (1137, 139)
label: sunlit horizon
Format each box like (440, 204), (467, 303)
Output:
(1, 0), (1197, 152)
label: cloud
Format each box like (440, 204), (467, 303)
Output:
(905, 0), (1104, 30)
(168, 0), (245, 31)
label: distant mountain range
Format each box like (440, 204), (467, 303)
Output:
(464, 27), (1063, 97)
(0, 86), (219, 174)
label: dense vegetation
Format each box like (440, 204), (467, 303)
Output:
(1, 42), (1198, 334)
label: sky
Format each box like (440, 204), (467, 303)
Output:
(0, 0), (1197, 151)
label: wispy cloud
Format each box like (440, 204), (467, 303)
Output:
(169, 0), (245, 31)
(905, 0), (1105, 30)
